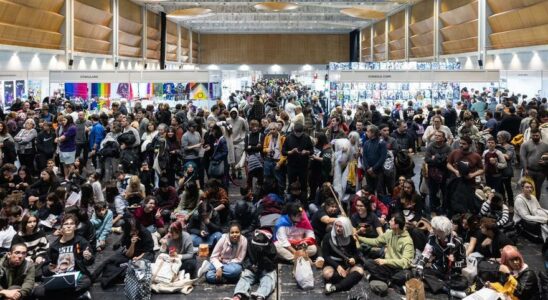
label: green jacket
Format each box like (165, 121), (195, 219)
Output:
(0, 255), (35, 297)
(358, 229), (414, 269)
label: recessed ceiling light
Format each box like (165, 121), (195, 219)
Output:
(169, 8), (213, 17)
(254, 2), (299, 12)
(340, 7), (385, 19)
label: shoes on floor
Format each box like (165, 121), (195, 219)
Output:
(314, 257), (325, 269)
(325, 283), (337, 295)
(197, 260), (211, 278)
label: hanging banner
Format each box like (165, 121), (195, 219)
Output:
(334, 70), (500, 83)
(15, 80), (25, 98)
(3, 81), (14, 106)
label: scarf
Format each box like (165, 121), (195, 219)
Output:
(330, 217), (354, 247)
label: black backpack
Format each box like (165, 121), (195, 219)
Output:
(117, 131), (136, 147)
(98, 140), (120, 158)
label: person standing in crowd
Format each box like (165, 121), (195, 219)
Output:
(75, 111), (91, 169)
(56, 115), (77, 180)
(281, 123), (314, 196)
(520, 128), (548, 200)
(482, 136), (507, 193)
(227, 108), (249, 179)
(422, 115), (453, 147)
(262, 123), (286, 192)
(424, 131), (451, 215)
(361, 125), (387, 194)
(14, 118), (37, 175)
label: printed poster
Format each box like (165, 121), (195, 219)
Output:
(3, 81), (14, 106)
(189, 83), (209, 100)
(15, 80), (25, 98)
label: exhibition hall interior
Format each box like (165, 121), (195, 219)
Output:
(0, 0), (547, 299)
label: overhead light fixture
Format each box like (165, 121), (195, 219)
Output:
(169, 8), (213, 17)
(254, 1), (299, 12)
(340, 7), (385, 19)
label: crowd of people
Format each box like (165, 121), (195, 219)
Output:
(0, 80), (545, 299)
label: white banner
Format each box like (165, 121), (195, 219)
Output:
(50, 71), (211, 83)
(334, 70), (500, 83)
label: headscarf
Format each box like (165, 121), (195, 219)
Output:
(330, 217), (354, 247)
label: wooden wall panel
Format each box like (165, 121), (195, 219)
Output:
(373, 22), (386, 61)
(361, 27), (371, 62)
(487, 0), (548, 49)
(200, 34), (349, 64)
(388, 11), (405, 60)
(74, 0), (112, 54)
(487, 0), (544, 14)
(119, 0), (142, 57)
(0, 0), (64, 49)
(488, 1), (548, 32)
(166, 20), (177, 61)
(440, 0), (477, 54)
(180, 27), (190, 63)
(147, 11), (160, 60)
(410, 0), (434, 58)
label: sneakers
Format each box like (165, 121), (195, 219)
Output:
(111, 227), (122, 234)
(315, 257), (325, 269)
(197, 260), (211, 278)
(77, 291), (92, 300)
(325, 283), (337, 295)
(449, 290), (467, 299)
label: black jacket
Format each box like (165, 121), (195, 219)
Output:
(242, 238), (277, 273)
(281, 132), (314, 167)
(36, 130), (56, 155)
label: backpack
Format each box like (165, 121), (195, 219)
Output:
(98, 140), (120, 158)
(395, 150), (414, 173)
(117, 131), (137, 147)
(124, 259), (152, 300)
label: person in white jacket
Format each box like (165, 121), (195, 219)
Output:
(513, 179), (548, 241)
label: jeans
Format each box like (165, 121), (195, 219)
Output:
(234, 269), (277, 298)
(427, 178), (446, 214)
(75, 143), (89, 167)
(191, 232), (222, 247)
(205, 262), (242, 283)
(264, 159), (286, 192)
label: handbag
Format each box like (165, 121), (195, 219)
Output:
(208, 160), (224, 178)
(405, 278), (425, 300)
(42, 271), (81, 291)
(152, 254), (182, 284)
(124, 259), (152, 300)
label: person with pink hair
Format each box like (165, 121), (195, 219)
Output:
(481, 245), (540, 300)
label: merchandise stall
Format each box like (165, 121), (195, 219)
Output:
(49, 70), (218, 111)
(0, 71), (49, 108)
(328, 68), (500, 111)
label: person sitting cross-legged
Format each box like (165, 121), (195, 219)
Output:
(356, 213), (414, 284)
(322, 217), (365, 295)
(197, 222), (248, 284)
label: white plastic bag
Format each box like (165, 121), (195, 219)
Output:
(294, 256), (314, 290)
(462, 253), (482, 284)
(151, 254), (182, 284)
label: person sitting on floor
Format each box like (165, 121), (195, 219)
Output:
(473, 217), (514, 259)
(356, 213), (414, 284)
(0, 243), (35, 300)
(187, 202), (223, 249)
(159, 221), (197, 278)
(273, 202), (317, 262)
(479, 192), (511, 229)
(230, 229), (277, 300)
(415, 216), (466, 294)
(513, 179), (548, 241)
(322, 217), (365, 295)
(198, 222), (248, 284)
(90, 202), (113, 252)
